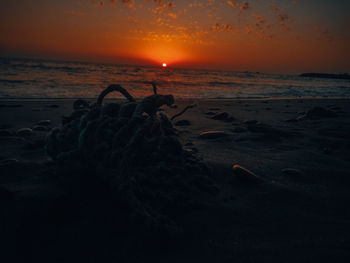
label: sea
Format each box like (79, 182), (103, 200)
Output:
(1, 57), (349, 100)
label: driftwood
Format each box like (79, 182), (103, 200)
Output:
(46, 84), (218, 234)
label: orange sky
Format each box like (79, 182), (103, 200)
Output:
(0, 0), (349, 73)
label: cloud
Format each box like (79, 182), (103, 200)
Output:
(212, 23), (236, 33)
(227, 1), (239, 8)
(278, 13), (293, 31)
(240, 2), (250, 10)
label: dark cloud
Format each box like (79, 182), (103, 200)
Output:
(212, 23), (236, 33)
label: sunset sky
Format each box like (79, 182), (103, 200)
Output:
(0, 0), (349, 73)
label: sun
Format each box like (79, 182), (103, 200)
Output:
(162, 63), (167, 68)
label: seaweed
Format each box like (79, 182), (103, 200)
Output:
(46, 84), (219, 235)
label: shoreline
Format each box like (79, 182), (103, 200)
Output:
(1, 96), (350, 102)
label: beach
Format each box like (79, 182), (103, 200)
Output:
(1, 97), (350, 262)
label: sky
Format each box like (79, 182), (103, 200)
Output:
(0, 0), (349, 73)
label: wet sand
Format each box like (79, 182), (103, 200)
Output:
(1, 98), (350, 262)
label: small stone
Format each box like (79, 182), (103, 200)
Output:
(205, 112), (216, 115)
(16, 128), (33, 137)
(232, 165), (261, 184)
(209, 108), (220, 111)
(199, 131), (228, 139)
(33, 125), (47, 131)
(37, 120), (52, 126)
(212, 112), (229, 120)
(174, 120), (191, 126)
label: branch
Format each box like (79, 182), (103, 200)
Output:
(97, 84), (135, 106)
(170, 104), (196, 121)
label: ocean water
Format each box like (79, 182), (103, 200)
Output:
(0, 57), (349, 100)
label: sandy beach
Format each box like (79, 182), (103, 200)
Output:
(1, 97), (350, 262)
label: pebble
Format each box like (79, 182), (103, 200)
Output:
(205, 111), (216, 115)
(212, 112), (229, 120)
(199, 131), (228, 139)
(232, 164), (261, 184)
(209, 108), (220, 111)
(16, 128), (33, 137)
(174, 120), (191, 126)
(37, 120), (52, 126)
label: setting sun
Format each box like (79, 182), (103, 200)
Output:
(162, 63), (167, 68)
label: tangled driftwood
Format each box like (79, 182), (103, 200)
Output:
(46, 84), (219, 234)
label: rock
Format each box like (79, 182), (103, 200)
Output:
(199, 131), (228, 139)
(232, 165), (261, 184)
(306, 107), (337, 119)
(16, 128), (33, 137)
(0, 130), (12, 136)
(205, 111), (216, 115)
(33, 125), (47, 131)
(174, 120), (191, 126)
(212, 112), (229, 120)
(233, 126), (247, 133)
(209, 108), (220, 111)
(37, 120), (52, 126)
(244, 120), (258, 125)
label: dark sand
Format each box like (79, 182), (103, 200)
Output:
(1, 98), (350, 262)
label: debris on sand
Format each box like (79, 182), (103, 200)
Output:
(16, 128), (33, 137)
(232, 164), (262, 184)
(46, 84), (218, 234)
(305, 107), (337, 119)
